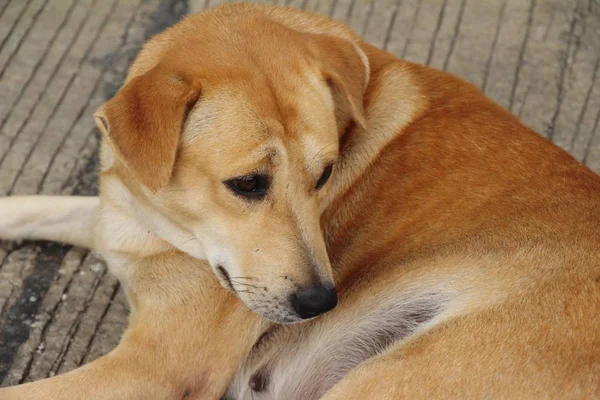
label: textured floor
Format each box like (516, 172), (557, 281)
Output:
(0, 0), (599, 387)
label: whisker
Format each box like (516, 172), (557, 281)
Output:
(234, 289), (255, 294)
(230, 280), (266, 290)
(217, 278), (239, 294)
(176, 236), (197, 248)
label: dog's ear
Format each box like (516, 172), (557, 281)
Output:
(94, 65), (201, 192)
(312, 35), (369, 132)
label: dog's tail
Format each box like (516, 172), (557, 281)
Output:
(0, 196), (99, 249)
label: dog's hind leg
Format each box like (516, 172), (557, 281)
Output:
(0, 196), (99, 249)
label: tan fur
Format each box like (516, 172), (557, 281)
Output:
(1, 4), (599, 400)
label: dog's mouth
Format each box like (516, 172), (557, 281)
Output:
(213, 265), (313, 324)
(216, 265), (235, 291)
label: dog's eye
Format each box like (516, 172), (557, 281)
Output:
(315, 164), (334, 190)
(225, 175), (269, 199)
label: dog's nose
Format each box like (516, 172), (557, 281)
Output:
(290, 284), (338, 319)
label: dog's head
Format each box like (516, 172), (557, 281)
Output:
(94, 5), (369, 323)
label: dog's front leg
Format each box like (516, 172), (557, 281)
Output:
(0, 253), (270, 400)
(0, 348), (182, 400)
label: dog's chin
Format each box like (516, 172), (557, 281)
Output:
(236, 295), (304, 324)
(257, 309), (304, 324)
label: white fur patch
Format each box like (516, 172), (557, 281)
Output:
(226, 291), (448, 400)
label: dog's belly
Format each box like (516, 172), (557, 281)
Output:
(226, 291), (448, 400)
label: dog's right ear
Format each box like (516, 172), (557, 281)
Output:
(94, 65), (201, 192)
(310, 34), (369, 133)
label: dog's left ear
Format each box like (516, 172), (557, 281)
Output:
(311, 35), (369, 131)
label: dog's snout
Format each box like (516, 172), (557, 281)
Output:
(290, 284), (337, 319)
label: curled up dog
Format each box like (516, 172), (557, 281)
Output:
(0, 4), (599, 399)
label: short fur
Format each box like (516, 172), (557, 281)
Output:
(0, 4), (599, 400)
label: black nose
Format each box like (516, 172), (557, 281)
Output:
(290, 284), (338, 319)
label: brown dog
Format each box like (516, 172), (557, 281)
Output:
(1, 4), (599, 399)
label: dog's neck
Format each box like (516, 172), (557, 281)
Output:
(321, 41), (600, 288)
(321, 45), (428, 283)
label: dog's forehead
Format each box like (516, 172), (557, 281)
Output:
(182, 72), (335, 146)
(182, 85), (278, 147)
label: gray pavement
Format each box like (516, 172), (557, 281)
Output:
(0, 0), (599, 387)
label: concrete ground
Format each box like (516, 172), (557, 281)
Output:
(0, 0), (598, 387)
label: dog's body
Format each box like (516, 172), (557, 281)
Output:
(1, 4), (599, 399)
